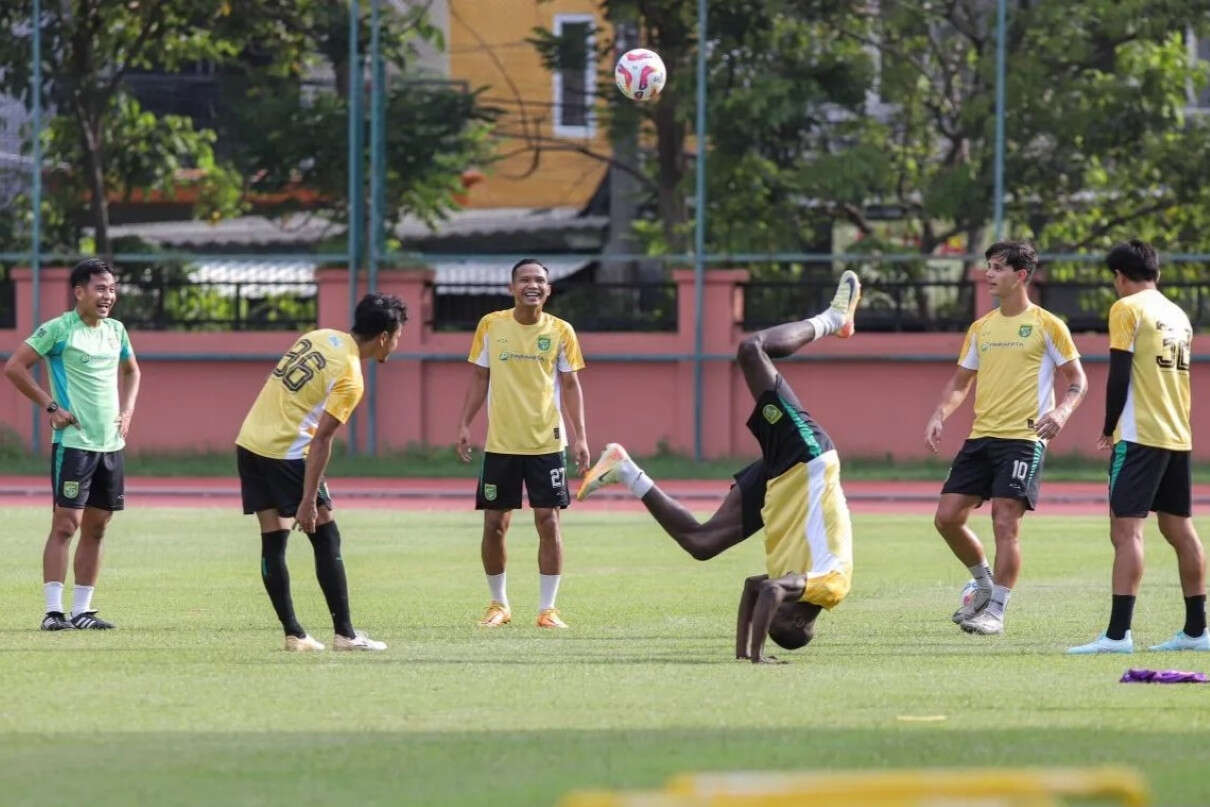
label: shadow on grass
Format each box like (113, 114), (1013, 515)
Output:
(0, 727), (1202, 806)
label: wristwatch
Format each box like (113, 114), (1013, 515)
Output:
(46, 401), (59, 413)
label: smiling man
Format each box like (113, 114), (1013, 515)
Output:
(456, 258), (589, 629)
(925, 241), (1087, 636)
(4, 258), (141, 631)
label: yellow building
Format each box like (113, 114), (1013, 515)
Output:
(438, 0), (612, 209)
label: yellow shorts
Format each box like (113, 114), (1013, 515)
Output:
(761, 450), (853, 609)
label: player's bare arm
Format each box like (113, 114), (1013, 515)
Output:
(4, 342), (77, 430)
(560, 370), (590, 475)
(295, 411), (342, 534)
(925, 366), (976, 453)
(1033, 358), (1087, 441)
(116, 355), (141, 439)
(456, 364), (490, 462)
(746, 573), (807, 664)
(735, 574), (767, 659)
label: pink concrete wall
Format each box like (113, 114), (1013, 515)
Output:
(4, 266), (1208, 460)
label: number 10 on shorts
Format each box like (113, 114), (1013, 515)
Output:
(1011, 459), (1029, 483)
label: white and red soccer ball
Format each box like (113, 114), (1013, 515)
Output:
(615, 48), (666, 102)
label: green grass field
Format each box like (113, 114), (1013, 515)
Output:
(1, 506), (1207, 806)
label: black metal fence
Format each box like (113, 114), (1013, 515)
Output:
(6, 269), (1209, 334)
(743, 279), (975, 332)
(433, 281), (678, 332)
(1034, 280), (1210, 332)
(116, 262), (316, 331)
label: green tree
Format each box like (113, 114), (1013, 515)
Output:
(529, 0), (1210, 273)
(0, 0), (497, 257)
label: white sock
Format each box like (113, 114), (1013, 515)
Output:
(615, 458), (654, 498)
(988, 585), (1012, 617)
(806, 308), (845, 338)
(539, 574), (561, 611)
(71, 585), (95, 617)
(486, 572), (508, 607)
(44, 581), (64, 614)
(967, 562), (993, 592)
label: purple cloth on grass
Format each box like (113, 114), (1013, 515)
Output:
(1120, 668), (1208, 684)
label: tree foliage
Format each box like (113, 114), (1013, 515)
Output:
(530, 0), (1210, 269)
(0, 0), (498, 256)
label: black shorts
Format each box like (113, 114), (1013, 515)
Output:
(732, 459), (767, 540)
(745, 376), (836, 479)
(1109, 441), (1192, 518)
(51, 446), (125, 510)
(941, 437), (1045, 510)
(476, 451), (569, 510)
(236, 446), (333, 517)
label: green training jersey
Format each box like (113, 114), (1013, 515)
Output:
(25, 310), (134, 452)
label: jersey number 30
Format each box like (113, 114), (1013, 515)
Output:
(273, 338), (328, 391)
(1156, 335), (1191, 372)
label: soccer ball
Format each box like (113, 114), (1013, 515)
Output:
(960, 579), (978, 608)
(615, 48), (666, 102)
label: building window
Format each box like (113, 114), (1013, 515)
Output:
(552, 14), (595, 137)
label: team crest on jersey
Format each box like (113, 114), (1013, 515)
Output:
(537, 336), (551, 352)
(62, 480), (79, 499)
(483, 483), (497, 501)
(1018, 325), (1033, 337)
(762, 404), (783, 425)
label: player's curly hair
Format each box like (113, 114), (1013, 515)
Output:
(351, 292), (407, 338)
(768, 601), (822, 650)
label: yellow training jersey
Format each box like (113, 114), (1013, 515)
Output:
(1108, 289), (1192, 450)
(469, 309), (585, 454)
(236, 329), (364, 459)
(958, 305), (1080, 441)
(762, 450), (853, 610)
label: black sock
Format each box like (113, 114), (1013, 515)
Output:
(1106, 594), (1135, 641)
(1184, 594), (1206, 637)
(308, 522), (354, 639)
(261, 529), (305, 638)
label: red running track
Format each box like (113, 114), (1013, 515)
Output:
(4, 476), (1201, 516)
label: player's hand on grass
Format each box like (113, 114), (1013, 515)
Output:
(115, 409), (133, 438)
(924, 415), (944, 454)
(751, 655), (787, 665)
(456, 425), (473, 463)
(49, 408), (77, 431)
(1096, 434), (1113, 451)
(294, 501), (319, 534)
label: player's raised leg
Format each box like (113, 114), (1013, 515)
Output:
(579, 443), (751, 561)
